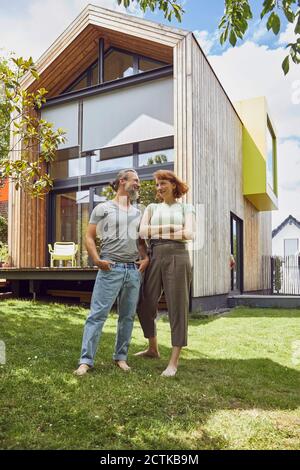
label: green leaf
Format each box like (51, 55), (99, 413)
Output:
(235, 29), (244, 40)
(229, 29), (237, 46)
(266, 12), (274, 31)
(282, 55), (290, 75)
(219, 16), (227, 29)
(31, 70), (40, 81)
(284, 8), (295, 23)
(221, 24), (229, 45)
(295, 16), (300, 35)
(261, 0), (275, 19)
(271, 13), (281, 35)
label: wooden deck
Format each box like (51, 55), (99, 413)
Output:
(0, 267), (168, 309)
(0, 268), (98, 302)
(0, 267), (99, 281)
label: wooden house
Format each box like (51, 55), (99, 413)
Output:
(7, 4), (278, 309)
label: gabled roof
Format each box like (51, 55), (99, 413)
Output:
(272, 215), (300, 238)
(21, 3), (189, 95)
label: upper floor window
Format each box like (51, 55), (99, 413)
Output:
(104, 50), (134, 82)
(63, 47), (168, 94)
(50, 136), (174, 181)
(139, 57), (163, 73)
(138, 148), (174, 167)
(50, 149), (86, 180)
(267, 117), (276, 192)
(284, 239), (299, 257)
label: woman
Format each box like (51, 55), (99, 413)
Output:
(136, 170), (195, 377)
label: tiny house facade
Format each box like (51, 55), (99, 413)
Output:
(272, 215), (300, 257)
(8, 5), (278, 309)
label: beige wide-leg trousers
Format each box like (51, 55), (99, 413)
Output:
(137, 241), (192, 347)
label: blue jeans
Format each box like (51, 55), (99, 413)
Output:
(79, 263), (141, 366)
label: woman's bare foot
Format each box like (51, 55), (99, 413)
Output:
(134, 349), (160, 359)
(73, 364), (91, 376)
(114, 360), (131, 371)
(161, 365), (177, 377)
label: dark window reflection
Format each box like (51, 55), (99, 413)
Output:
(55, 190), (89, 266)
(51, 157), (86, 179)
(139, 149), (174, 167)
(91, 153), (133, 174)
(104, 50), (134, 82)
(139, 58), (163, 73)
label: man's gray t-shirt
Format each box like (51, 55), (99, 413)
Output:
(89, 201), (141, 263)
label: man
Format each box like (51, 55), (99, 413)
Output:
(74, 169), (149, 376)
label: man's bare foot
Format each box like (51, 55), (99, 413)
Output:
(114, 360), (131, 371)
(134, 349), (160, 359)
(161, 366), (177, 377)
(73, 364), (92, 376)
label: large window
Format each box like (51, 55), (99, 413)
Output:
(50, 137), (174, 266)
(63, 47), (169, 94)
(51, 137), (174, 181)
(64, 63), (99, 94)
(139, 57), (163, 73)
(91, 153), (133, 174)
(284, 239), (299, 257)
(139, 148), (174, 167)
(104, 50), (134, 82)
(51, 156), (86, 179)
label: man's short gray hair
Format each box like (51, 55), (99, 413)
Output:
(111, 169), (138, 191)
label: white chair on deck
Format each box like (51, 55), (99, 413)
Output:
(48, 242), (78, 267)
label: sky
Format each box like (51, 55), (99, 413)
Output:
(0, 0), (299, 229)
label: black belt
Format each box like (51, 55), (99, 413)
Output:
(149, 239), (185, 257)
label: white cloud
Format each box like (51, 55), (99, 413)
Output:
(209, 41), (300, 139)
(250, 19), (268, 42)
(0, 0), (141, 60)
(278, 22), (298, 45)
(193, 30), (218, 55)
(278, 139), (300, 192)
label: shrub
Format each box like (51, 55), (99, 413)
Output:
(0, 216), (8, 243)
(0, 241), (9, 264)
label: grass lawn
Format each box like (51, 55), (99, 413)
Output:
(0, 300), (300, 450)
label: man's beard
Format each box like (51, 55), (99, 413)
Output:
(125, 184), (139, 201)
(127, 188), (139, 201)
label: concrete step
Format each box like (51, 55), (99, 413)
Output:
(228, 294), (300, 309)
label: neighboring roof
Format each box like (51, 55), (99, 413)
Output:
(20, 3), (188, 92)
(272, 215), (300, 238)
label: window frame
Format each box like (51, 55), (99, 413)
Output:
(50, 138), (174, 186)
(62, 46), (169, 95)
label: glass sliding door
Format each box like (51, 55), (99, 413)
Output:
(55, 190), (90, 267)
(91, 185), (112, 209)
(54, 186), (112, 267)
(230, 213), (244, 293)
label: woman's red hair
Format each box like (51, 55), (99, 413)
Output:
(153, 170), (189, 200)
